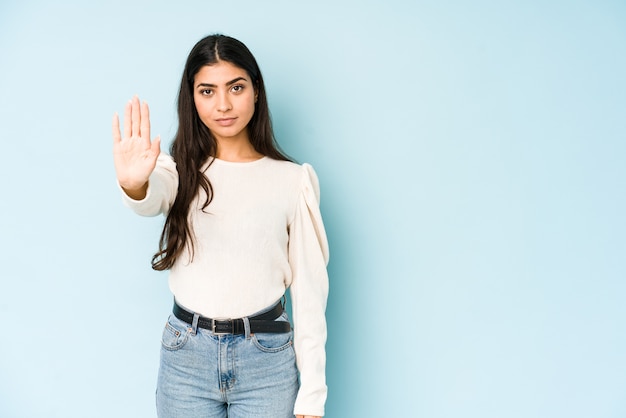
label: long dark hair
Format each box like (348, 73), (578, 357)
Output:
(152, 34), (291, 271)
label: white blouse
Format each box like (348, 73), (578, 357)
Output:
(121, 153), (329, 416)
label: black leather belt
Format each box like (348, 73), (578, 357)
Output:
(173, 300), (291, 335)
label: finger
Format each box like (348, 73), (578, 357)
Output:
(112, 113), (121, 144)
(151, 135), (161, 155)
(131, 95), (141, 137)
(123, 100), (132, 139)
(141, 101), (151, 145)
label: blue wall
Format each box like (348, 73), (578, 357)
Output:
(1, 1), (625, 417)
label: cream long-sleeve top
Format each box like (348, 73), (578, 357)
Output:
(121, 153), (329, 416)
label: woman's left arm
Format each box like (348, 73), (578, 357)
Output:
(289, 164), (330, 417)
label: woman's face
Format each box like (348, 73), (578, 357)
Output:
(193, 61), (257, 144)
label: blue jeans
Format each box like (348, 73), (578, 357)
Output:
(156, 305), (299, 418)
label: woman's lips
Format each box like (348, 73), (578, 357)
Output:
(215, 117), (237, 127)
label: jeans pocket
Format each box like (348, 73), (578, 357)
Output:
(161, 315), (190, 351)
(251, 312), (293, 353)
(252, 330), (293, 353)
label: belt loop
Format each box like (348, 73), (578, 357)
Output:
(191, 313), (200, 335)
(281, 294), (286, 310)
(243, 316), (251, 339)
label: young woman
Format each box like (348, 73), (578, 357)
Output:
(112, 34), (329, 418)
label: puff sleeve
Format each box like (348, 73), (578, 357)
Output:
(289, 163), (330, 416)
(119, 153), (178, 216)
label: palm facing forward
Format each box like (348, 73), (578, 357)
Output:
(112, 96), (161, 199)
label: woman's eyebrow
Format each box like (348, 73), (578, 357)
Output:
(196, 77), (248, 89)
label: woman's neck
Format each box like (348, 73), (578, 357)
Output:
(214, 138), (264, 162)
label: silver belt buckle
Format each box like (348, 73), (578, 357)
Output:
(211, 318), (233, 335)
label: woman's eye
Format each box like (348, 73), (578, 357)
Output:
(201, 89), (213, 96)
(231, 85), (244, 93)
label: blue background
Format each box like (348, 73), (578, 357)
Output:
(1, 1), (625, 417)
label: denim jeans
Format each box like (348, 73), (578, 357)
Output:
(156, 305), (299, 418)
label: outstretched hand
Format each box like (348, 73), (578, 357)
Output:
(112, 96), (161, 200)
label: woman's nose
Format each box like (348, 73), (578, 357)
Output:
(217, 92), (232, 112)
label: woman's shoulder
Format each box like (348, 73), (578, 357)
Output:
(265, 158), (317, 181)
(265, 157), (317, 170)
(265, 158), (321, 198)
